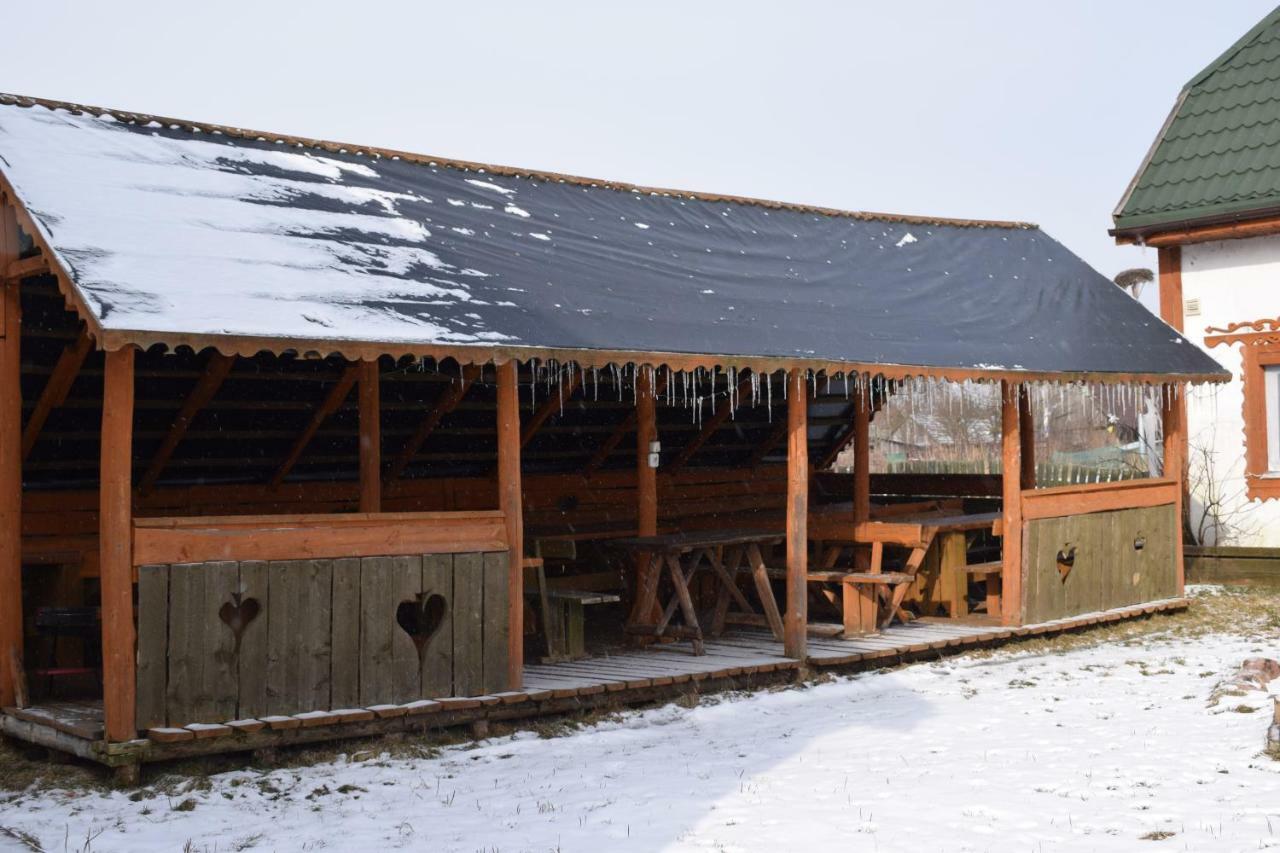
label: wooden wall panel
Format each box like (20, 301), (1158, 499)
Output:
(482, 551), (510, 694)
(134, 565), (169, 731)
(329, 557), (361, 709)
(237, 561), (270, 719)
(167, 561), (238, 724)
(266, 560), (333, 716)
(420, 554), (455, 698)
(451, 552), (485, 697)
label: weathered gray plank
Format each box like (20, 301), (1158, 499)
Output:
(481, 551), (510, 694)
(236, 561), (270, 719)
(329, 557), (362, 709)
(135, 564), (169, 731)
(267, 560), (333, 715)
(167, 561), (239, 725)
(420, 553), (454, 698)
(451, 552), (485, 697)
(359, 556), (423, 705)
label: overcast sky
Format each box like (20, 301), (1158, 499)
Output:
(5, 1), (1276, 288)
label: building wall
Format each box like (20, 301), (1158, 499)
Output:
(1181, 237), (1280, 545)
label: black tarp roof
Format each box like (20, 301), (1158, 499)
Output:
(0, 96), (1227, 382)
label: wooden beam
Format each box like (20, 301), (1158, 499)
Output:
(1000, 381), (1023, 627)
(268, 363), (359, 488)
(0, 201), (21, 707)
(520, 371), (581, 448)
(668, 373), (754, 473)
(785, 369), (808, 659)
(852, 388), (871, 527)
(1158, 247), (1187, 593)
(636, 369), (658, 538)
(2, 255), (48, 283)
(100, 347), (136, 741)
(1139, 216), (1280, 248)
(750, 417), (789, 468)
(138, 352), (234, 493)
(1018, 384), (1035, 490)
(358, 360), (381, 513)
(1158, 246), (1184, 332)
(386, 364), (479, 483)
(496, 360), (523, 689)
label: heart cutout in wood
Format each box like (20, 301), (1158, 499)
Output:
(218, 593), (260, 653)
(1055, 545), (1076, 582)
(397, 592), (448, 657)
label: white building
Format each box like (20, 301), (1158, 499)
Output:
(1113, 8), (1280, 546)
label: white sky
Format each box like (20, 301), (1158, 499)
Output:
(4, 0), (1276, 291)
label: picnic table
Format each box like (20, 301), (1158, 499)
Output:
(611, 529), (786, 656)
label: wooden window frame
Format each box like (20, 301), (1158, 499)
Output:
(1241, 342), (1280, 500)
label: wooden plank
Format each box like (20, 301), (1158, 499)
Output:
(358, 359), (381, 513)
(420, 553), (455, 698)
(482, 551), (510, 694)
(21, 328), (93, 461)
(139, 352), (235, 493)
(267, 560), (333, 715)
(329, 557), (362, 709)
(133, 511), (507, 565)
(785, 369), (808, 659)
(1020, 478), (1177, 521)
(496, 360), (523, 689)
(451, 552), (485, 697)
(166, 561), (238, 725)
(100, 347), (136, 741)
(236, 561), (270, 720)
(269, 363), (359, 487)
(359, 556), (403, 705)
(628, 368), (660, 631)
(134, 564), (169, 731)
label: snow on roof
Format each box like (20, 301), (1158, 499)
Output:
(0, 98), (1227, 380)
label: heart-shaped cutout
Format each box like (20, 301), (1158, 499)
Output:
(219, 593), (260, 653)
(397, 592), (447, 657)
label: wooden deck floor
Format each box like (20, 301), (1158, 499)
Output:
(1, 597), (1189, 767)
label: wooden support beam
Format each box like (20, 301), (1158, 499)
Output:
(22, 328), (92, 461)
(520, 371), (581, 449)
(626, 369), (662, 633)
(668, 373), (754, 473)
(386, 364), (479, 483)
(1018, 384), (1035, 490)
(785, 369), (808, 659)
(852, 387), (871, 527)
(139, 352), (234, 493)
(358, 360), (381, 513)
(269, 363), (360, 488)
(1000, 381), (1023, 627)
(496, 360), (523, 688)
(100, 347), (136, 741)
(2, 255), (48, 283)
(1162, 386), (1187, 593)
(0, 201), (21, 707)
(750, 416), (789, 468)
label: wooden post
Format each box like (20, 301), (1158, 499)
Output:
(850, 380), (871, 582)
(627, 367), (661, 630)
(1000, 381), (1023, 626)
(1018, 384), (1035, 490)
(1162, 385), (1187, 592)
(496, 360), (523, 688)
(100, 347), (136, 741)
(358, 359), (381, 513)
(0, 201), (21, 707)
(785, 369), (808, 659)
(1157, 246), (1188, 594)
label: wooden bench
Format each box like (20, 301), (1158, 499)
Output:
(807, 571), (915, 635)
(523, 556), (621, 662)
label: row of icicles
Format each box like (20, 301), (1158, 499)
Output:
(414, 357), (1193, 430)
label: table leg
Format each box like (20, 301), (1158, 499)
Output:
(746, 543), (785, 641)
(665, 553), (705, 655)
(940, 531), (968, 618)
(627, 551), (663, 635)
(882, 536), (933, 629)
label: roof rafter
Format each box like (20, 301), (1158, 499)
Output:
(21, 326), (92, 460)
(140, 352), (235, 493)
(269, 363), (360, 488)
(386, 364), (480, 483)
(668, 373), (756, 473)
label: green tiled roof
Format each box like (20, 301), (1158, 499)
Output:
(1114, 7), (1280, 235)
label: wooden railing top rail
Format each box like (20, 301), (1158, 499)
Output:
(1021, 477), (1176, 521)
(133, 509), (503, 530)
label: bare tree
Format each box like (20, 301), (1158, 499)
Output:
(1185, 424), (1261, 545)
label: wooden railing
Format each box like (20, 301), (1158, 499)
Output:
(132, 510), (507, 566)
(1019, 478), (1177, 521)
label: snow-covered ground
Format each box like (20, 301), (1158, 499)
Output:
(3, 593), (1280, 852)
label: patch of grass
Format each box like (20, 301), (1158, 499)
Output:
(1140, 829), (1176, 840)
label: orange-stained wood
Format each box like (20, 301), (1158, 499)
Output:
(852, 387), (871, 525)
(0, 201), (21, 707)
(999, 382), (1023, 627)
(520, 371), (581, 449)
(1135, 216), (1280, 248)
(22, 327), (93, 461)
(583, 372), (669, 477)
(100, 347), (136, 741)
(626, 368), (661, 631)
(358, 360), (381, 513)
(270, 363), (360, 488)
(1161, 391), (1187, 593)
(387, 364), (479, 483)
(668, 372), (755, 472)
(496, 360), (524, 688)
(133, 510), (506, 565)
(1018, 384), (1035, 490)
(784, 368), (808, 659)
(1157, 246), (1184, 333)
(139, 352), (234, 493)
(1020, 477), (1178, 521)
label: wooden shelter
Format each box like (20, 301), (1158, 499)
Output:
(0, 95), (1227, 777)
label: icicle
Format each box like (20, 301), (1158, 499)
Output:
(766, 372), (773, 422)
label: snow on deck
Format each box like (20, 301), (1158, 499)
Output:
(4, 607), (1279, 851)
